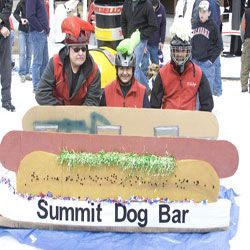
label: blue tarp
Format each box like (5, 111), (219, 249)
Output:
(0, 187), (239, 250)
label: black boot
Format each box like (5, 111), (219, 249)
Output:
(2, 101), (16, 112)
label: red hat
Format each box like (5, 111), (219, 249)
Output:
(61, 16), (94, 46)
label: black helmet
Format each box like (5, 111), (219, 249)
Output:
(115, 52), (136, 68)
(170, 35), (191, 68)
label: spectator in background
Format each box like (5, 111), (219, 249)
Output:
(141, 0), (166, 79)
(240, 1), (250, 93)
(207, 0), (223, 96)
(26, 0), (50, 93)
(35, 16), (101, 106)
(191, 0), (223, 96)
(121, 0), (158, 94)
(192, 0), (222, 29)
(14, 0), (32, 83)
(0, 0), (15, 112)
(100, 52), (150, 108)
(192, 0), (223, 96)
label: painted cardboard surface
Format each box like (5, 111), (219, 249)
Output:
(0, 131), (238, 178)
(17, 152), (220, 202)
(22, 106), (219, 139)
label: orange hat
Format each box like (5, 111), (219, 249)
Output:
(61, 16), (94, 46)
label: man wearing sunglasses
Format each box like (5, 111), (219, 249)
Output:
(36, 17), (101, 106)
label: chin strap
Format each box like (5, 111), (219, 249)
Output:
(177, 64), (185, 74)
(119, 79), (132, 87)
(171, 60), (194, 75)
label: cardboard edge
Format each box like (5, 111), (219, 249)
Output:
(0, 215), (228, 233)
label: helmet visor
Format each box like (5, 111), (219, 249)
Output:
(171, 45), (191, 66)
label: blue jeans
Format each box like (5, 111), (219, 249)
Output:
(134, 39), (150, 92)
(30, 31), (49, 91)
(18, 31), (32, 76)
(213, 56), (222, 96)
(141, 44), (159, 76)
(192, 59), (215, 94)
(192, 59), (215, 110)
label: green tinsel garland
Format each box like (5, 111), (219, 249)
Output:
(58, 151), (177, 176)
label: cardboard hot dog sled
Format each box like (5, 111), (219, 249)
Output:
(0, 128), (238, 233)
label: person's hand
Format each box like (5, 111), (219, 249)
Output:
(159, 42), (164, 51)
(21, 18), (28, 25)
(0, 26), (10, 38)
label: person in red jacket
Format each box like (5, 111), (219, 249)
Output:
(35, 16), (101, 105)
(150, 34), (213, 111)
(100, 52), (150, 108)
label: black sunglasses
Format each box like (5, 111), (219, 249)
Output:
(71, 46), (87, 53)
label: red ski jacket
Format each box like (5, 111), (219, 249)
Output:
(104, 79), (146, 108)
(53, 54), (98, 105)
(160, 62), (202, 110)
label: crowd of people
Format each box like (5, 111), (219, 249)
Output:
(0, 0), (249, 113)
(0, 0), (50, 111)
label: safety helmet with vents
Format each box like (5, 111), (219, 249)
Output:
(115, 52), (136, 68)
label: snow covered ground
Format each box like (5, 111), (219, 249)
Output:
(0, 38), (249, 249)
